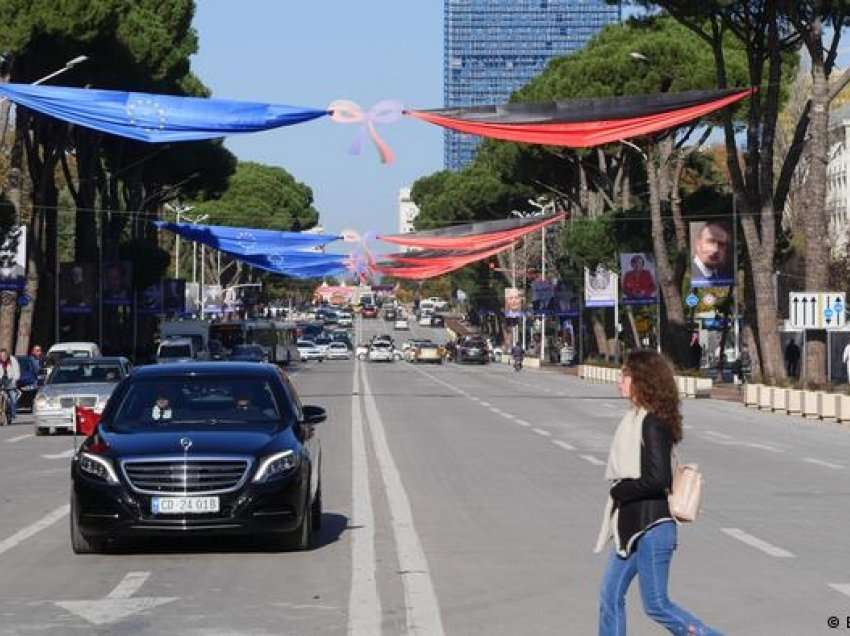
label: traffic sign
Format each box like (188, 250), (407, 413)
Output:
(685, 293), (699, 308)
(789, 292), (846, 330)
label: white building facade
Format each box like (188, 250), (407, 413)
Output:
(398, 187), (419, 234)
(827, 105), (850, 256)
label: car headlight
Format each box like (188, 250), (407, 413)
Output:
(34, 395), (56, 410)
(253, 450), (300, 482)
(77, 452), (119, 484)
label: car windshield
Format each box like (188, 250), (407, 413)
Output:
(462, 338), (486, 347)
(372, 343), (391, 350)
(109, 376), (287, 432)
(297, 340), (315, 348)
(232, 345), (264, 356)
(330, 343), (347, 349)
(315, 337), (331, 345)
(159, 344), (192, 358)
(50, 363), (122, 384)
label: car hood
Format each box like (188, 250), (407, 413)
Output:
(39, 382), (118, 398)
(100, 428), (292, 458)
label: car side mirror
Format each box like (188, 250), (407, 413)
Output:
(302, 405), (327, 425)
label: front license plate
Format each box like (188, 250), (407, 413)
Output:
(151, 496), (220, 515)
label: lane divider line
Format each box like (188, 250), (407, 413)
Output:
(515, 419), (531, 427)
(580, 455), (606, 467)
(802, 457), (844, 470)
(720, 528), (795, 558)
(552, 440), (576, 451)
(361, 363), (446, 636)
(347, 361), (382, 636)
(5, 433), (33, 443)
(532, 428), (552, 438)
(0, 504), (70, 557)
(828, 583), (850, 598)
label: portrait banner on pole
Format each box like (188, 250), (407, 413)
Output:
(584, 266), (617, 308)
(620, 252), (658, 305)
(690, 221), (734, 288)
(504, 287), (524, 318)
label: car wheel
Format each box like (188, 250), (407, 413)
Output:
(70, 492), (106, 554)
(35, 427), (48, 436)
(311, 482), (323, 532)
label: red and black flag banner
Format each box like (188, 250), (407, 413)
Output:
(407, 88), (753, 148)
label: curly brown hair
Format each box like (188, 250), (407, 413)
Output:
(623, 350), (683, 443)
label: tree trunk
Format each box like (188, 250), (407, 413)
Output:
(0, 127), (22, 352)
(591, 311), (609, 358)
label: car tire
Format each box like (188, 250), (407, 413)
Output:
(311, 482), (323, 532)
(35, 427), (48, 436)
(70, 492), (106, 554)
(282, 493), (314, 552)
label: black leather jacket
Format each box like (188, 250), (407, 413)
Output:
(610, 413), (674, 556)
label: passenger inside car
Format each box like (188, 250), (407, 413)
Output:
(151, 394), (173, 420)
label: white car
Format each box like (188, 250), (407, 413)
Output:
(394, 318), (409, 330)
(337, 313), (353, 328)
(297, 339), (324, 361)
(326, 342), (352, 360)
(355, 343), (370, 360)
(368, 342), (395, 362)
(418, 315), (433, 327)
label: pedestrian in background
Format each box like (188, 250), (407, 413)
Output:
(0, 349), (21, 423)
(595, 350), (721, 636)
(784, 339), (800, 378)
(30, 344), (45, 375)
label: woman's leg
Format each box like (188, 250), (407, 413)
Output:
(599, 549), (638, 636)
(636, 522), (724, 635)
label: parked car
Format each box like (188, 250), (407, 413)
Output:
(456, 336), (489, 364)
(368, 342), (395, 362)
(296, 340), (324, 362)
(326, 342), (352, 360)
(33, 357), (132, 435)
(228, 344), (268, 363)
(69, 362), (325, 553)
(15, 355), (40, 412)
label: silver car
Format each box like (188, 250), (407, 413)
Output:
(33, 357), (132, 435)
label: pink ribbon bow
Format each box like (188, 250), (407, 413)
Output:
(329, 99), (404, 164)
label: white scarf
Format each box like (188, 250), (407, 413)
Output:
(594, 406), (646, 554)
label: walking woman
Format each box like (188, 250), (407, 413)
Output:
(595, 350), (721, 635)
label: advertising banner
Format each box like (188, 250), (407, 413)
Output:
(162, 278), (186, 314)
(185, 282), (200, 313)
(690, 221), (734, 287)
(59, 263), (96, 314)
(584, 265), (617, 308)
(202, 284), (224, 314)
(0, 226), (26, 291)
(102, 261), (133, 305)
(138, 282), (162, 314)
(620, 252), (658, 305)
(504, 287), (524, 318)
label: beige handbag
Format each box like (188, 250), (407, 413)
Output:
(668, 452), (704, 523)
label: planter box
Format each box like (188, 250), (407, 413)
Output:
(744, 383), (761, 407)
(820, 392), (839, 420)
(802, 390), (821, 419)
(786, 389), (803, 413)
(524, 357), (541, 369)
(838, 394), (850, 422)
(695, 377), (713, 398)
(758, 386), (774, 411)
(684, 376), (697, 398)
(771, 387), (788, 413)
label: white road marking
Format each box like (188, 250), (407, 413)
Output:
(704, 430), (733, 440)
(532, 428), (552, 437)
(580, 455), (606, 467)
(348, 362), (381, 636)
(828, 583), (850, 598)
(6, 433), (33, 443)
(0, 505), (70, 557)
(515, 419), (531, 427)
(720, 528), (795, 558)
(552, 440), (576, 451)
(361, 364), (445, 636)
(42, 449), (75, 459)
(55, 571), (178, 625)
(802, 457), (844, 470)
(480, 401), (491, 407)
(602, 403), (617, 409)
(699, 436), (784, 453)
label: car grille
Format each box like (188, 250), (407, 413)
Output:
(122, 459), (250, 494)
(59, 396), (97, 408)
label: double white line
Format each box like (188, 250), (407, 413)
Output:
(348, 360), (445, 636)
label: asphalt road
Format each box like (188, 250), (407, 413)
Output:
(0, 316), (848, 634)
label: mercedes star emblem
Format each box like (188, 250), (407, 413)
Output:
(179, 437), (193, 451)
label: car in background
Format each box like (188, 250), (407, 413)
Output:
(418, 312), (433, 327)
(455, 336), (489, 364)
(431, 315), (446, 328)
(15, 355), (40, 412)
(383, 307), (396, 321)
(337, 313), (353, 328)
(355, 343), (369, 360)
(314, 336), (332, 357)
(296, 340), (324, 362)
(411, 341), (443, 364)
(394, 317), (409, 331)
(34, 357), (132, 435)
(156, 337), (197, 364)
(69, 362), (325, 553)
(368, 342), (394, 362)
(362, 305), (378, 319)
(41, 342), (103, 384)
(330, 331), (353, 350)
(228, 344), (268, 363)
(326, 342), (352, 360)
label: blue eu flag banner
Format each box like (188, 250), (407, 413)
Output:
(0, 84), (329, 143)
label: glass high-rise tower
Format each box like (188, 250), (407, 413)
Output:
(443, 0), (621, 170)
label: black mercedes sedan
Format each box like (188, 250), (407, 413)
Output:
(70, 363), (324, 554)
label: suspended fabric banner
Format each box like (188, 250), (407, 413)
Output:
(154, 222), (341, 255)
(378, 213), (564, 251)
(239, 252), (351, 279)
(406, 88), (753, 148)
(0, 84), (329, 143)
(375, 241), (515, 280)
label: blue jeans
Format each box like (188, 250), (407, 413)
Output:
(599, 521), (722, 636)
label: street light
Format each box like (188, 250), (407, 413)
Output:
(164, 203), (195, 278)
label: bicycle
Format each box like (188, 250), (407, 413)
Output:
(0, 389), (8, 426)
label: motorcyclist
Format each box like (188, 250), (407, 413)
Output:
(511, 343), (525, 371)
